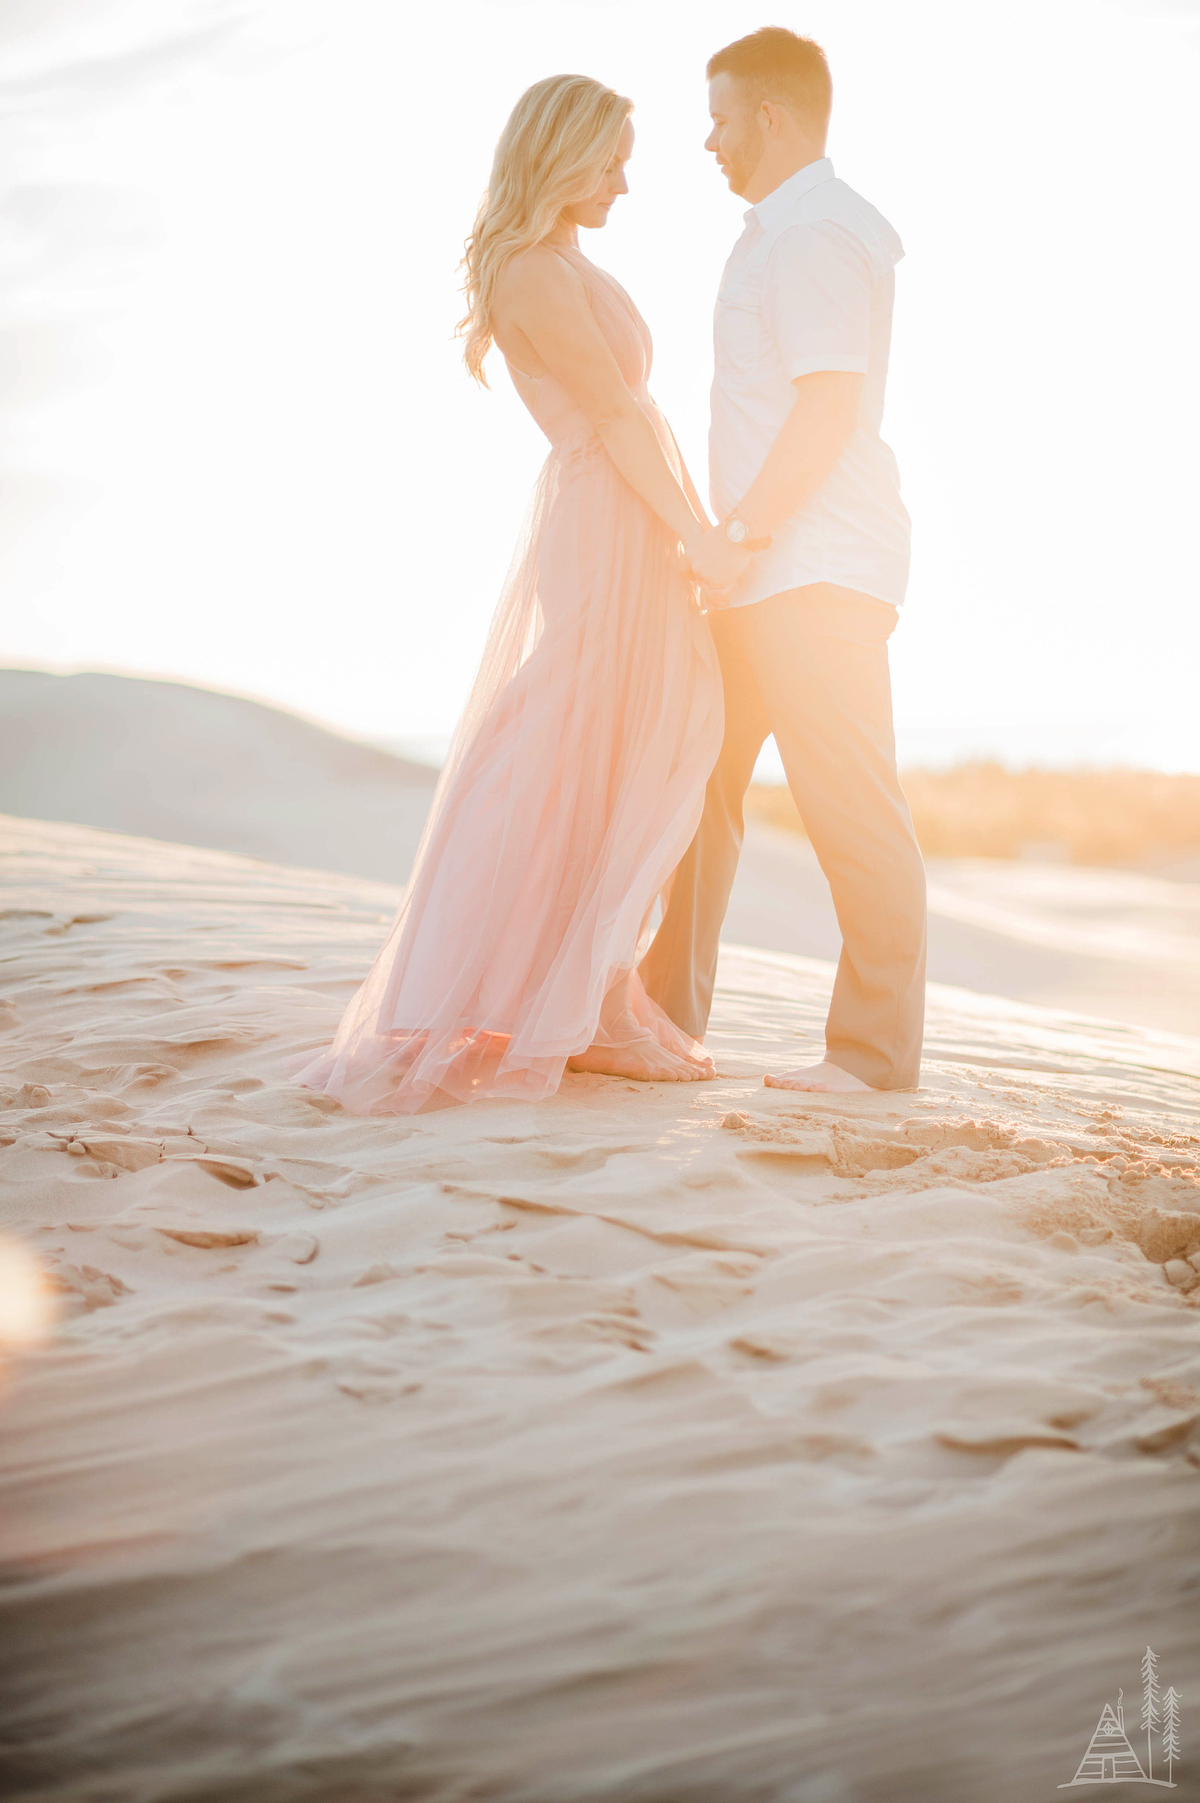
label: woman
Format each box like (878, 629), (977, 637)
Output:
(293, 75), (723, 1114)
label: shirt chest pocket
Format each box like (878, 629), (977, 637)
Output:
(715, 295), (761, 372)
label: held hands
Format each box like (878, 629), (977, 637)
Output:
(683, 522), (753, 609)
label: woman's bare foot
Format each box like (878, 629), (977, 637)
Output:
(568, 1035), (713, 1082)
(570, 980), (716, 1081)
(764, 1060), (872, 1094)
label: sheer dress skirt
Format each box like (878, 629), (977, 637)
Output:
(291, 261), (723, 1114)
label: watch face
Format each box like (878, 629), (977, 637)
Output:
(726, 517), (747, 544)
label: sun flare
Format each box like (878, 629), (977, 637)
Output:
(0, 1236), (56, 1350)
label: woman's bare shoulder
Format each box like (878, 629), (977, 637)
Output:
(495, 244), (585, 314)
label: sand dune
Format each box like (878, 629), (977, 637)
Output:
(1, 814), (1198, 1801)
(7, 668), (1200, 1041)
(0, 668), (437, 883)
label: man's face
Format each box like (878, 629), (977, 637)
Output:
(704, 74), (763, 198)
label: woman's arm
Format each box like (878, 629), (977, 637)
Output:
(496, 249), (707, 553)
(663, 419), (709, 528)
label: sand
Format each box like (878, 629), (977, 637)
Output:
(1, 811), (1199, 1802)
(0, 668), (437, 884)
(731, 821), (1200, 1040)
(6, 667), (1200, 1041)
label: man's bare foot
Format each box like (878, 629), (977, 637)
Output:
(568, 1036), (714, 1082)
(764, 1060), (872, 1094)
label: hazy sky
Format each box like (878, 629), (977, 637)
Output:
(2, 0), (1199, 770)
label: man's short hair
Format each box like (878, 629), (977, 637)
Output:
(706, 26), (832, 132)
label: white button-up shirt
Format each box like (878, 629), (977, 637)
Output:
(710, 157), (911, 609)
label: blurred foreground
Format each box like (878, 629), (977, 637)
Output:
(0, 813), (1197, 1802)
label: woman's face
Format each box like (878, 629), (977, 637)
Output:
(564, 116), (634, 230)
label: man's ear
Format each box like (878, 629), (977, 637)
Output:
(759, 98), (787, 141)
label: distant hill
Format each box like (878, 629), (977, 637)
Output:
(0, 669), (437, 884)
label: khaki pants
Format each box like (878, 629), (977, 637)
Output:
(639, 583), (927, 1089)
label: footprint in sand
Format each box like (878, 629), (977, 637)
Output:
(354, 1263), (403, 1287)
(157, 1226), (260, 1249)
(47, 1262), (133, 1313)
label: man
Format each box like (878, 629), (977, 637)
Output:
(640, 26), (926, 1093)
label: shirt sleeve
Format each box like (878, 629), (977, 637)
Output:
(765, 220), (872, 382)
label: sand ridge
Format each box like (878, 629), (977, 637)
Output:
(1, 813), (1199, 1802)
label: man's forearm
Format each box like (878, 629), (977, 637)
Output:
(735, 372), (862, 541)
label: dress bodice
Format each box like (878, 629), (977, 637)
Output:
(509, 247), (654, 448)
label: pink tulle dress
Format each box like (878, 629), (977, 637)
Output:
(291, 248), (723, 1113)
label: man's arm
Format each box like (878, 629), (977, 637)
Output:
(688, 370), (863, 593)
(734, 370), (863, 539)
(689, 218), (872, 599)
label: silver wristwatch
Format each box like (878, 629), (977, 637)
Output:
(723, 513), (771, 551)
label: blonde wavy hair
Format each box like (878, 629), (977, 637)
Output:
(459, 74), (633, 385)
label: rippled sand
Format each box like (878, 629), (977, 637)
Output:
(1, 814), (1198, 1802)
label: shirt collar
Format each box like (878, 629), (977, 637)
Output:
(745, 156), (835, 232)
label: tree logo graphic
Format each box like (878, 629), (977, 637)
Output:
(1059, 1648), (1182, 1788)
